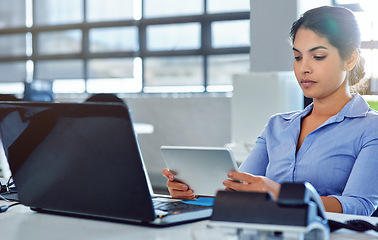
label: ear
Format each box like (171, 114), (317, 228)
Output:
(345, 49), (359, 71)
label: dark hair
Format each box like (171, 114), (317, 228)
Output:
(290, 6), (367, 93)
(85, 93), (125, 105)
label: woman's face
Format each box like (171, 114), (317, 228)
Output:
(292, 28), (350, 100)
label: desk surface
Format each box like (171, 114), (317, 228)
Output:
(1, 202), (377, 240)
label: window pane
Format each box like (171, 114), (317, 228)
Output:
(355, 12), (372, 41)
(87, 0), (135, 22)
(361, 49), (378, 93)
(208, 54), (249, 86)
(34, 0), (83, 25)
(212, 20), (250, 48)
(362, 49), (378, 76)
(147, 23), (201, 51)
(0, 82), (24, 94)
(88, 58), (134, 78)
(0, 62), (26, 82)
(87, 78), (142, 93)
(334, 0), (359, 4)
(361, 49), (372, 80)
(144, 0), (203, 18)
(35, 60), (84, 80)
(371, 49), (378, 79)
(0, 0), (26, 28)
(207, 0), (249, 13)
(0, 34), (26, 57)
(144, 56), (203, 87)
(89, 27), (138, 53)
(37, 30), (82, 55)
(53, 79), (85, 93)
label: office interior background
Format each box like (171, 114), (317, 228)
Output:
(0, 0), (377, 193)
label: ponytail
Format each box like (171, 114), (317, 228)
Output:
(348, 53), (369, 94)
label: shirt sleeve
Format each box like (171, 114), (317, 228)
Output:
(238, 126), (269, 176)
(330, 126), (378, 216)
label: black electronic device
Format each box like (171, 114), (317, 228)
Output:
(209, 182), (330, 240)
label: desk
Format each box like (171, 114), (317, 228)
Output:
(0, 202), (377, 240)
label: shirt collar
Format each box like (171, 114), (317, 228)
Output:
(280, 105), (312, 122)
(342, 93), (370, 118)
(280, 93), (370, 122)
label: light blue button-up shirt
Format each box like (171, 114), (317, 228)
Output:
(239, 93), (378, 216)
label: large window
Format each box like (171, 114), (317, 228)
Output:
(0, 0), (250, 95)
(334, 0), (378, 94)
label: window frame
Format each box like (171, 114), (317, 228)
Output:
(0, 0), (250, 94)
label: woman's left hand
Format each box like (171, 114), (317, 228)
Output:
(223, 171), (281, 200)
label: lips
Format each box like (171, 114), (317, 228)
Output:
(301, 79), (316, 88)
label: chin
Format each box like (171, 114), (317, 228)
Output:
(302, 91), (317, 100)
(303, 93), (313, 99)
(301, 89), (312, 98)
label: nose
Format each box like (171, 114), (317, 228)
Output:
(300, 57), (312, 75)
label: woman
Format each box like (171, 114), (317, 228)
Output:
(162, 6), (378, 216)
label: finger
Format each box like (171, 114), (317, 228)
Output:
(223, 179), (247, 191)
(162, 168), (174, 181)
(169, 189), (195, 199)
(166, 180), (195, 199)
(224, 176), (270, 193)
(224, 179), (264, 192)
(227, 171), (259, 183)
(166, 179), (190, 191)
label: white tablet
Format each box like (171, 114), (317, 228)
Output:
(161, 146), (239, 197)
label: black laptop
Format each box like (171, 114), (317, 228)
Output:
(0, 101), (212, 226)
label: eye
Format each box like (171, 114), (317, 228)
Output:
(294, 56), (302, 61)
(314, 56), (326, 60)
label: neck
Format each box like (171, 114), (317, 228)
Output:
(311, 90), (352, 117)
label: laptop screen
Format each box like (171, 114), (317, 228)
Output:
(0, 102), (156, 222)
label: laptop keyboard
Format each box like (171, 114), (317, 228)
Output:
(153, 198), (210, 213)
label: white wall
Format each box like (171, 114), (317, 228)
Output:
(249, 0), (298, 72)
(249, 0), (332, 72)
(230, 72), (303, 163)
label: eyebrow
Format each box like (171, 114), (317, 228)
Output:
(292, 46), (328, 53)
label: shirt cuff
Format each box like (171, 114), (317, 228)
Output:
(329, 195), (375, 216)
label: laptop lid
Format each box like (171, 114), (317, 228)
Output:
(0, 101), (157, 222)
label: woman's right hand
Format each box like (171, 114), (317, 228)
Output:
(162, 168), (195, 199)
